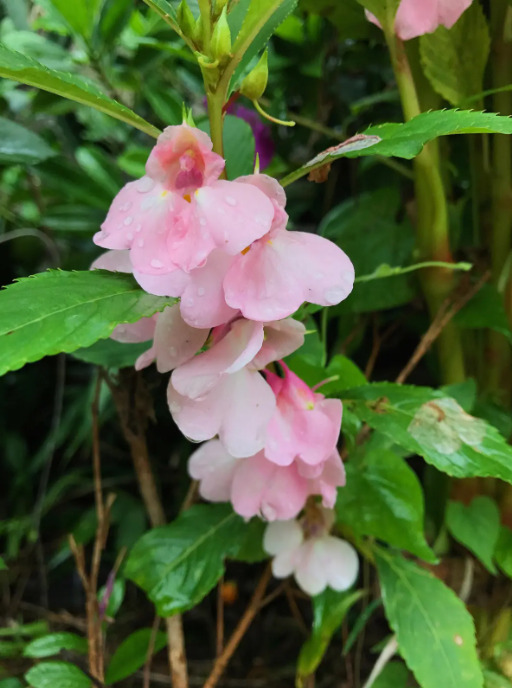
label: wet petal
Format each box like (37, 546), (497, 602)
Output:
(188, 440), (238, 502)
(154, 304), (209, 373)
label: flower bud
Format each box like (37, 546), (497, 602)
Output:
(177, 0), (200, 43)
(240, 50), (268, 101)
(211, 7), (232, 61)
(214, 0), (228, 15)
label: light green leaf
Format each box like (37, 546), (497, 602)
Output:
(0, 116), (55, 165)
(125, 504), (247, 616)
(376, 549), (483, 688)
(494, 526), (512, 579)
(340, 383), (512, 483)
(420, 2), (490, 106)
(25, 662), (91, 688)
(446, 497), (500, 573)
(297, 589), (362, 684)
(23, 633), (87, 658)
(281, 110), (512, 187)
(224, 115), (255, 179)
(336, 449), (435, 562)
(37, 0), (102, 39)
(0, 271), (175, 376)
(0, 43), (160, 138)
(142, 0), (178, 24)
(105, 628), (167, 684)
(484, 670), (512, 688)
(372, 661), (409, 687)
(72, 339), (150, 370)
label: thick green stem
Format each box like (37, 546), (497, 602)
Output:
(385, 32), (465, 383)
(198, 0), (212, 53)
(206, 90), (226, 160)
(487, 2), (512, 404)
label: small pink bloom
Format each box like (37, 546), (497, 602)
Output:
(299, 450), (346, 509)
(264, 363), (342, 467)
(366, 0), (472, 40)
(263, 511), (359, 596)
(94, 124), (275, 274)
(153, 304), (209, 373)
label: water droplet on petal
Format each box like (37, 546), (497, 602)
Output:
(124, 216), (133, 226)
(169, 346), (177, 356)
(135, 224), (142, 233)
(262, 504), (276, 521)
(325, 287), (346, 305)
(151, 259), (164, 268)
(136, 177), (155, 193)
(225, 196), (236, 206)
(119, 201), (132, 212)
(199, 217), (207, 227)
(169, 402), (182, 413)
(126, 232), (134, 241)
(197, 287), (205, 296)
(137, 238), (145, 248)
(186, 298), (194, 307)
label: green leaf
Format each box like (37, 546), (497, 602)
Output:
(0, 556), (6, 571)
(446, 497), (500, 573)
(484, 671), (512, 688)
(232, 517), (267, 563)
(495, 526), (512, 579)
(72, 339), (149, 370)
(336, 449), (435, 562)
(0, 270), (175, 376)
(105, 628), (167, 684)
(0, 44), (160, 138)
(125, 504), (247, 616)
(301, 0), (373, 40)
(0, 678), (25, 688)
(341, 383), (512, 483)
(375, 549), (483, 688)
(356, 0), (400, 25)
(281, 110), (512, 187)
(297, 589), (362, 683)
(455, 284), (512, 343)
(224, 115), (256, 179)
(372, 661), (409, 688)
(25, 662), (91, 688)
(420, 2), (490, 107)
(319, 188), (415, 312)
(23, 633), (87, 659)
(0, 116), (54, 165)
(142, 0), (178, 24)
(230, 0), (298, 88)
(38, 0), (102, 39)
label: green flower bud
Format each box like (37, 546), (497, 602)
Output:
(240, 50), (269, 101)
(211, 7), (232, 61)
(214, 0), (228, 15)
(177, 1), (200, 43)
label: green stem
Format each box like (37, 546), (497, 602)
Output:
(487, 1), (512, 404)
(198, 0), (212, 53)
(206, 89), (226, 162)
(385, 31), (465, 384)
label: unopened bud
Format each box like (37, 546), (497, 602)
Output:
(211, 7), (231, 61)
(214, 0), (228, 15)
(240, 50), (268, 101)
(177, 1), (200, 43)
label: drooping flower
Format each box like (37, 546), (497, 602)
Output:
(168, 318), (305, 457)
(94, 124), (275, 274)
(222, 174), (355, 321)
(263, 508), (359, 596)
(264, 362), (342, 467)
(365, 0), (473, 41)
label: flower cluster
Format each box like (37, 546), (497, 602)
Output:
(93, 123), (358, 595)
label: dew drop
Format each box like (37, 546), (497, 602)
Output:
(135, 224), (142, 233)
(136, 177), (155, 193)
(119, 201), (132, 212)
(197, 287), (205, 296)
(325, 287), (346, 304)
(124, 216), (133, 226)
(126, 232), (134, 241)
(186, 298), (194, 307)
(169, 402), (182, 413)
(169, 346), (177, 356)
(137, 238), (145, 248)
(199, 217), (207, 226)
(225, 196), (237, 206)
(151, 259), (164, 268)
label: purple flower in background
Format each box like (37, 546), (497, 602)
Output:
(229, 104), (275, 170)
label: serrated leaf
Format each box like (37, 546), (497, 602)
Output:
(0, 44), (160, 138)
(336, 449), (435, 562)
(494, 527), (512, 578)
(105, 628), (167, 684)
(23, 633), (87, 658)
(25, 661), (91, 688)
(376, 549), (483, 688)
(0, 270), (175, 376)
(281, 110), (512, 186)
(420, 2), (490, 106)
(297, 589), (362, 683)
(446, 497), (500, 573)
(340, 383), (512, 483)
(0, 116), (54, 164)
(125, 504), (247, 616)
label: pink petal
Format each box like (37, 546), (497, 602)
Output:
(237, 173), (288, 231)
(168, 368), (275, 458)
(231, 452), (309, 521)
(135, 345), (156, 371)
(395, 0), (472, 40)
(224, 229), (355, 321)
(94, 177), (169, 250)
(263, 519), (304, 556)
(153, 304), (209, 373)
(171, 320), (264, 399)
(188, 440), (238, 502)
(133, 268), (190, 297)
(321, 537), (359, 591)
(302, 450), (346, 509)
(251, 319), (305, 370)
(91, 249), (132, 272)
(111, 316), (157, 343)
(194, 180), (274, 254)
(179, 250), (239, 328)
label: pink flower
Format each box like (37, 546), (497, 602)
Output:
(366, 0), (472, 40)
(222, 174), (355, 321)
(264, 363), (342, 467)
(188, 441), (346, 520)
(263, 510), (359, 596)
(168, 318), (305, 457)
(94, 124), (275, 274)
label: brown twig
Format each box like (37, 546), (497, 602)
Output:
(216, 577), (225, 658)
(203, 566), (272, 688)
(284, 583), (308, 636)
(105, 369), (189, 688)
(396, 272), (490, 384)
(144, 616), (162, 688)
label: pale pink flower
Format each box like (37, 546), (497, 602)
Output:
(365, 0), (472, 40)
(94, 124), (274, 274)
(223, 174), (355, 321)
(168, 318), (305, 457)
(263, 511), (359, 596)
(188, 441), (346, 520)
(264, 363), (342, 467)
